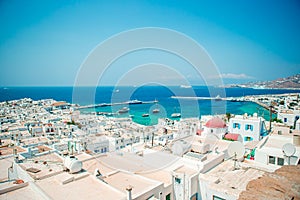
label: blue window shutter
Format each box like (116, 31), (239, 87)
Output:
(251, 125), (253, 131)
(238, 123), (240, 129)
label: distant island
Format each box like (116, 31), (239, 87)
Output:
(225, 74), (300, 89)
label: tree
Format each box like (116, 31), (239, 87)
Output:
(226, 112), (231, 122)
(272, 118), (283, 123)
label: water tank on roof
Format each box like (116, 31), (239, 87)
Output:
(64, 156), (82, 174)
(293, 135), (300, 146)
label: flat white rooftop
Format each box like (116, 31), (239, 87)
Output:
(200, 159), (266, 198)
(36, 173), (126, 200)
(103, 171), (162, 199)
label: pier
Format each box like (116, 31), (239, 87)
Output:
(76, 100), (158, 109)
(171, 96), (246, 101)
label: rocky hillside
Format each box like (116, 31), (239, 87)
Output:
(239, 165), (300, 200)
(241, 74), (300, 89)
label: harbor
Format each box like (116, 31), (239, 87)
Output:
(76, 99), (158, 109)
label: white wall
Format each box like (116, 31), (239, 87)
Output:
(229, 116), (266, 143)
(277, 112), (300, 127)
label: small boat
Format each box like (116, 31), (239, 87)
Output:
(171, 113), (181, 118)
(152, 109), (160, 113)
(99, 103), (109, 107)
(128, 99), (142, 105)
(142, 113), (149, 117)
(129, 115), (134, 118)
(180, 85), (192, 89)
(215, 95), (222, 101)
(118, 107), (129, 114)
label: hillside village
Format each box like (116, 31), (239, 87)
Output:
(0, 94), (300, 200)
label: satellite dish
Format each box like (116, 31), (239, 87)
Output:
(228, 141), (245, 159)
(203, 133), (219, 151)
(282, 143), (296, 157)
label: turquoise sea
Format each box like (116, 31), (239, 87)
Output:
(1, 86), (299, 125)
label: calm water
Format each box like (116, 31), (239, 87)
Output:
(1, 86), (299, 125)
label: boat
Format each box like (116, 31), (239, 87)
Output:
(127, 99), (142, 105)
(152, 109), (160, 113)
(142, 113), (149, 117)
(171, 113), (181, 118)
(180, 85), (192, 89)
(215, 95), (222, 101)
(118, 107), (129, 114)
(99, 103), (109, 107)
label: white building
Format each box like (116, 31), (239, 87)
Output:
(277, 109), (300, 127)
(172, 165), (199, 200)
(255, 133), (300, 166)
(86, 136), (109, 154)
(296, 119), (300, 130)
(228, 113), (268, 143)
(201, 117), (227, 139)
(199, 158), (276, 200)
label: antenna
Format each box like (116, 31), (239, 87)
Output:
(227, 141), (245, 170)
(282, 143), (296, 165)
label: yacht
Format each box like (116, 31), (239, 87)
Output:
(118, 107), (129, 114)
(152, 109), (160, 113)
(215, 95), (222, 101)
(99, 103), (109, 107)
(142, 113), (149, 117)
(180, 85), (192, 89)
(127, 99), (142, 105)
(171, 113), (181, 118)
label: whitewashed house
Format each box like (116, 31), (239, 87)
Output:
(228, 113), (268, 143)
(277, 109), (300, 127)
(255, 134), (300, 166)
(201, 117), (227, 139)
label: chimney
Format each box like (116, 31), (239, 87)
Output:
(293, 134), (300, 146)
(126, 185), (133, 200)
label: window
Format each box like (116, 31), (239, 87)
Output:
(244, 136), (253, 141)
(213, 195), (225, 200)
(166, 193), (171, 200)
(190, 193), (198, 200)
(245, 124), (253, 131)
(175, 177), (181, 184)
(211, 129), (214, 133)
(146, 195), (155, 200)
(269, 156), (275, 164)
(277, 157), (284, 166)
(233, 123), (240, 129)
(284, 118), (287, 123)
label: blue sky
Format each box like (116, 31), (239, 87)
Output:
(0, 0), (299, 86)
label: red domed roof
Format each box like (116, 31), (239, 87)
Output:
(205, 117), (226, 128)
